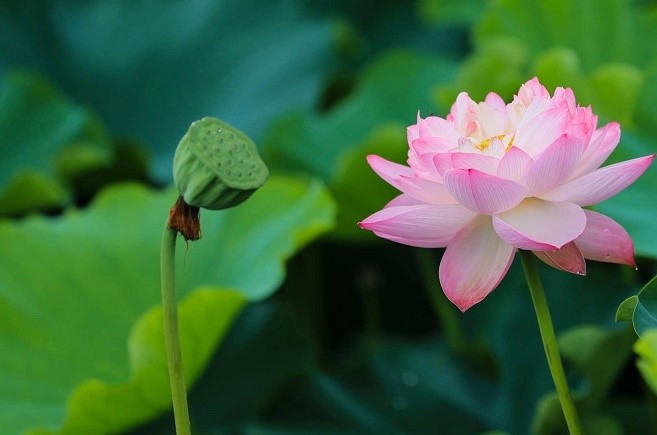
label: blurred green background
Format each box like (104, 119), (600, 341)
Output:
(2, 1), (657, 434)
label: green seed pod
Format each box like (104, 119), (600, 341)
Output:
(173, 117), (268, 210)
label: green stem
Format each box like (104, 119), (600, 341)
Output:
(160, 228), (192, 435)
(519, 250), (583, 435)
(415, 249), (466, 353)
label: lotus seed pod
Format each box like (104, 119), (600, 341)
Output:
(173, 117), (268, 210)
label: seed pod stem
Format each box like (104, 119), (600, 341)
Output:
(160, 227), (192, 435)
(160, 117), (267, 434)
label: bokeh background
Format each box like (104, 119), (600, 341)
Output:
(2, 1), (657, 434)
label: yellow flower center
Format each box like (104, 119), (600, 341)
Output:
(476, 134), (514, 152)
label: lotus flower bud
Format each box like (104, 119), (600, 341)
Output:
(173, 117), (268, 210)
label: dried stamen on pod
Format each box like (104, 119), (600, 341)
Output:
(167, 196), (201, 241)
(173, 117), (268, 210)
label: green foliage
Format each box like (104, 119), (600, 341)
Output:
(418, 0), (488, 26)
(0, 0), (337, 180)
(437, 0), (657, 127)
(467, 260), (639, 433)
(29, 288), (247, 435)
(634, 330), (657, 396)
(129, 300), (317, 434)
(0, 71), (110, 216)
(634, 68), (657, 137)
(264, 51), (457, 237)
(475, 0), (657, 71)
(437, 40), (655, 132)
(257, 339), (494, 435)
(265, 51), (456, 180)
(0, 177), (335, 434)
(1, 0), (657, 433)
(436, 37), (529, 105)
(130, 257), (643, 435)
(331, 124), (408, 239)
(616, 275), (657, 336)
(0, 170), (68, 217)
(531, 326), (636, 435)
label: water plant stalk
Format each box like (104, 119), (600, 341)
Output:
(160, 227), (192, 435)
(520, 250), (583, 435)
(160, 116), (268, 434)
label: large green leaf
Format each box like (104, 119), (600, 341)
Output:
(0, 0), (336, 180)
(128, 299), (317, 435)
(0, 175), (335, 434)
(29, 288), (247, 435)
(264, 51), (457, 237)
(0, 71), (110, 216)
(265, 51), (456, 181)
(330, 124), (408, 239)
(305, 0), (469, 67)
(616, 275), (657, 336)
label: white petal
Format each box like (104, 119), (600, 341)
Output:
(443, 169), (526, 215)
(514, 107), (569, 156)
(359, 203), (475, 248)
(396, 176), (457, 205)
(366, 155), (413, 190)
(439, 216), (515, 312)
(522, 134), (585, 195)
(539, 155), (655, 206)
(571, 122), (620, 177)
(575, 210), (635, 266)
(493, 199), (586, 250)
(497, 146), (533, 182)
(533, 242), (586, 275)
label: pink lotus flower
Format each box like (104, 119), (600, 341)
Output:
(359, 78), (654, 312)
